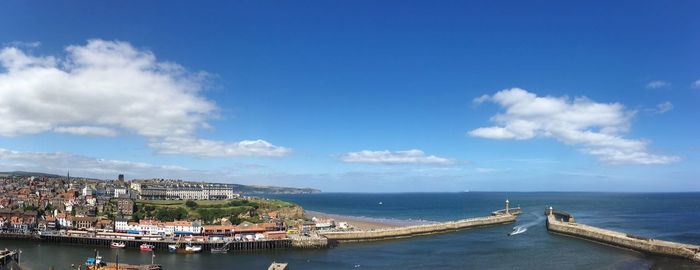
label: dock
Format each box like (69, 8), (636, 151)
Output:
(320, 212), (517, 242)
(545, 207), (700, 263)
(0, 249), (21, 270)
(39, 234), (296, 251)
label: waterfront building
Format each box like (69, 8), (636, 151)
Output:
(73, 217), (97, 230)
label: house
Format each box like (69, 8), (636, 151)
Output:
(73, 217), (97, 230)
(115, 198), (134, 217)
(96, 219), (113, 231)
(56, 213), (72, 228)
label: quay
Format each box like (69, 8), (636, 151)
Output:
(545, 207), (700, 263)
(39, 234), (296, 251)
(320, 203), (518, 243)
(0, 249), (21, 270)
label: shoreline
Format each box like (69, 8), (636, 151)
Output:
(304, 210), (437, 231)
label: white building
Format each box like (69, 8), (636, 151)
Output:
(114, 188), (128, 198)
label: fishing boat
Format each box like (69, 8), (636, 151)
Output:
(110, 241), (126, 248)
(139, 243), (155, 251)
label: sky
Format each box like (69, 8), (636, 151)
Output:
(0, 1), (698, 192)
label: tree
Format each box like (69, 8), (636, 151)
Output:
(185, 200), (198, 209)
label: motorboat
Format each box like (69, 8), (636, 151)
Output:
(168, 244), (178, 252)
(110, 241), (126, 248)
(140, 243), (155, 251)
(185, 243), (202, 253)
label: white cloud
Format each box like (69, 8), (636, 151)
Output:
(0, 148), (191, 179)
(646, 80), (670, 89)
(149, 137), (290, 157)
(54, 126), (118, 136)
(0, 39), (289, 157)
(338, 149), (454, 165)
(654, 101), (673, 114)
(468, 88), (679, 165)
(692, 79), (700, 89)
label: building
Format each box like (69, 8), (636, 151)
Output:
(139, 183), (237, 200)
(139, 184), (167, 200)
(202, 225), (236, 236)
(113, 188), (128, 198)
(73, 217), (96, 230)
(115, 198), (134, 217)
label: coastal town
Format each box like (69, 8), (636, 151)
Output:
(0, 172), (335, 254)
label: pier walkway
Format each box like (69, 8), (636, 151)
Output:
(320, 212), (517, 242)
(546, 207), (700, 263)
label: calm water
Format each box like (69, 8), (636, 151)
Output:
(3, 192), (700, 269)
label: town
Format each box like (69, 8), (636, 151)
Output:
(0, 173), (324, 253)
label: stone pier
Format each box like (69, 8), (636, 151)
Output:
(546, 208), (700, 263)
(320, 213), (516, 242)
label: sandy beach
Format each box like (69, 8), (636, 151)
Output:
(305, 210), (436, 231)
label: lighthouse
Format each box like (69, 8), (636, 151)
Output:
(505, 199), (510, 215)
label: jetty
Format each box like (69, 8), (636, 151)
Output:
(320, 201), (518, 242)
(545, 207), (700, 263)
(0, 249), (21, 270)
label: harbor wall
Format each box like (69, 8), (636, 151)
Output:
(546, 213), (700, 263)
(319, 214), (516, 242)
(38, 234), (295, 251)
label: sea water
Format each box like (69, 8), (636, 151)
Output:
(2, 192), (700, 269)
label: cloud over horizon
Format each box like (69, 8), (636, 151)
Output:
(0, 148), (192, 180)
(646, 80), (671, 89)
(338, 149), (455, 165)
(0, 39), (289, 157)
(469, 88), (679, 165)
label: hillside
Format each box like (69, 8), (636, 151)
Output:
(231, 184), (321, 194)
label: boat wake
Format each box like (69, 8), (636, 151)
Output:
(508, 213), (545, 236)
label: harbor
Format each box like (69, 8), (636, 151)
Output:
(319, 201), (520, 243)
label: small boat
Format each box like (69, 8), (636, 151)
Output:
(86, 252), (162, 270)
(185, 243), (202, 253)
(210, 245), (228, 254)
(167, 244), (178, 253)
(110, 242), (126, 248)
(139, 243), (155, 251)
(508, 226), (527, 236)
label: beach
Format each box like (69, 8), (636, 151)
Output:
(304, 210), (435, 230)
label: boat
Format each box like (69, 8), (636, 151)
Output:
(508, 226), (527, 236)
(110, 242), (126, 248)
(139, 243), (155, 251)
(210, 245), (228, 254)
(167, 244), (178, 253)
(86, 252), (162, 270)
(378, 201), (383, 205)
(185, 243), (202, 253)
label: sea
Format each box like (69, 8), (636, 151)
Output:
(2, 192), (700, 270)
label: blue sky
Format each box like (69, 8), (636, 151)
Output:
(0, 1), (698, 192)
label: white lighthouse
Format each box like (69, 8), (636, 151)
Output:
(505, 199), (510, 215)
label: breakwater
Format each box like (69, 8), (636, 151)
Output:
(319, 213), (517, 242)
(546, 208), (700, 263)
